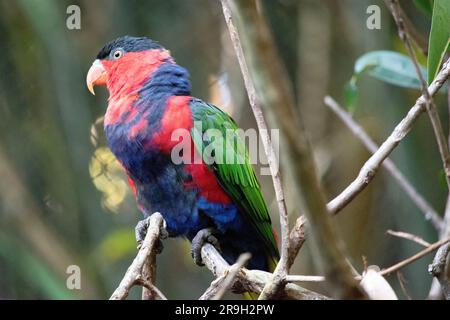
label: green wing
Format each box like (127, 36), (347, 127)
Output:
(190, 99), (279, 263)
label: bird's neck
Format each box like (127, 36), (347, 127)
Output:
(138, 62), (192, 100)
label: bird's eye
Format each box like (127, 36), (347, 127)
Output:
(112, 50), (123, 60)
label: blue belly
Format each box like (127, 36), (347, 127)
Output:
(105, 125), (270, 270)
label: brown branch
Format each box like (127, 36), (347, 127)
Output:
(325, 96), (443, 230)
(428, 243), (450, 299)
(397, 272), (412, 300)
(141, 243), (157, 299)
(392, 0), (428, 55)
(385, 0), (450, 189)
(135, 277), (167, 300)
(220, 0), (290, 300)
(222, 0), (363, 299)
(112, 213), (329, 300)
(212, 253), (251, 300)
(111, 214), (328, 300)
(429, 191), (450, 299)
(198, 274), (228, 300)
(386, 0), (450, 300)
(387, 230), (431, 247)
(327, 58), (450, 214)
(110, 213), (166, 300)
(380, 238), (450, 276)
(199, 253), (251, 300)
(285, 275), (325, 282)
(429, 71), (450, 300)
(287, 215), (308, 269)
(200, 244), (329, 300)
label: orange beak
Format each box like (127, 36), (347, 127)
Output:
(86, 59), (107, 95)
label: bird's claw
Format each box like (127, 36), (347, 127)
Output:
(135, 218), (148, 249)
(191, 228), (221, 266)
(135, 217), (167, 253)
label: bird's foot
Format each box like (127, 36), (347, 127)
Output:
(191, 228), (221, 267)
(135, 217), (168, 253)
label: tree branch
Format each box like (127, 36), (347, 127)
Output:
(141, 241), (157, 299)
(200, 244), (329, 300)
(221, 0), (363, 299)
(385, 0), (450, 190)
(324, 96), (443, 230)
(285, 275), (325, 282)
(380, 238), (450, 276)
(111, 213), (329, 300)
(287, 215), (308, 269)
(429, 192), (450, 299)
(387, 230), (431, 247)
(429, 79), (450, 299)
(385, 0), (450, 300)
(135, 277), (167, 300)
(220, 0), (290, 299)
(390, 0), (428, 55)
(110, 213), (166, 300)
(429, 242), (450, 299)
(327, 58), (450, 214)
(199, 253), (251, 300)
(198, 274), (228, 300)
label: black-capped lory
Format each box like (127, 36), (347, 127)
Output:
(86, 36), (279, 272)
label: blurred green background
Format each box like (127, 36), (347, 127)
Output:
(0, 0), (447, 299)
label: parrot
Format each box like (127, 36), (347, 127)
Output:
(86, 36), (279, 273)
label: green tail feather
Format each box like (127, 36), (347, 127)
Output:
(243, 292), (259, 300)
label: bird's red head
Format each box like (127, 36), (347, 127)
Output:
(86, 36), (172, 99)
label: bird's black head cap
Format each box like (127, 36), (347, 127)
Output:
(96, 36), (164, 60)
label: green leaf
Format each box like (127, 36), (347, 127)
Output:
(344, 76), (358, 113)
(427, 0), (450, 84)
(413, 0), (434, 16)
(354, 51), (427, 90)
(438, 169), (448, 190)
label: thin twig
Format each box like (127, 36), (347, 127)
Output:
(201, 244), (329, 300)
(380, 238), (450, 276)
(212, 253), (251, 300)
(220, 0), (290, 299)
(385, 0), (450, 190)
(327, 58), (450, 214)
(199, 274), (228, 300)
(135, 277), (167, 300)
(287, 215), (308, 269)
(325, 96), (443, 230)
(386, 0), (450, 298)
(141, 243), (157, 299)
(110, 213), (166, 300)
(285, 275), (326, 282)
(397, 272), (412, 300)
(428, 209), (450, 300)
(428, 74), (450, 300)
(428, 243), (450, 299)
(429, 192), (450, 299)
(112, 215), (328, 300)
(393, 1), (428, 55)
(199, 253), (251, 300)
(387, 230), (431, 247)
